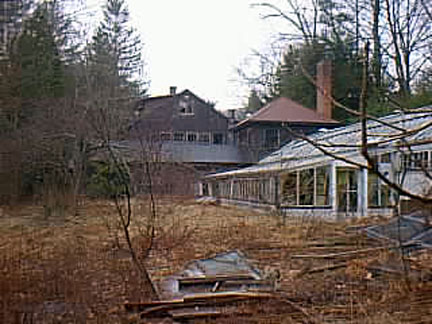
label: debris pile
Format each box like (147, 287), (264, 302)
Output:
(125, 251), (296, 321)
(363, 211), (432, 249)
(126, 212), (432, 323)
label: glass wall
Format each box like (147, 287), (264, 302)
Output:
(336, 168), (358, 212)
(280, 166), (330, 207)
(208, 177), (274, 204)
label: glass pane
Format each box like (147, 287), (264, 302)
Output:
(368, 172), (380, 207)
(316, 167), (329, 205)
(281, 173), (297, 205)
(337, 169), (358, 212)
(299, 169), (314, 205)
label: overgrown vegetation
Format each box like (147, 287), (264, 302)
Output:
(1, 200), (432, 323)
(86, 162), (130, 198)
(0, 0), (158, 311)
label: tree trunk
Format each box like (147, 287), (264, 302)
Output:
(371, 0), (382, 88)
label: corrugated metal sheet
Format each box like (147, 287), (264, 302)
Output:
(157, 250), (272, 300)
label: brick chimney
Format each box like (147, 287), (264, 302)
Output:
(316, 60), (332, 120)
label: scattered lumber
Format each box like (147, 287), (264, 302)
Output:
(291, 245), (391, 260)
(126, 291), (317, 321)
(133, 292), (274, 318)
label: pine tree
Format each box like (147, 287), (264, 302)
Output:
(89, 0), (144, 96)
(13, 1), (66, 99)
(246, 90), (264, 113)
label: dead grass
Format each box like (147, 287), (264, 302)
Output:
(1, 198), (432, 323)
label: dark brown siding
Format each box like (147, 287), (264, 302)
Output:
(131, 90), (229, 143)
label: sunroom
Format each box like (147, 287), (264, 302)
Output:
(201, 109), (432, 219)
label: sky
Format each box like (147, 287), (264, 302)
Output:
(85, 0), (283, 110)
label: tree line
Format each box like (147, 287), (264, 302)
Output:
(0, 0), (145, 209)
(242, 0), (432, 118)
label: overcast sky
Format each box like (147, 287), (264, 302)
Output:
(86, 0), (283, 110)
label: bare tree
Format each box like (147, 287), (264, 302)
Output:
(253, 0), (320, 43)
(293, 44), (432, 206)
(254, 0), (431, 98)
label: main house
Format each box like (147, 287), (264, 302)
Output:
(200, 108), (432, 219)
(123, 87), (254, 196)
(131, 87), (230, 146)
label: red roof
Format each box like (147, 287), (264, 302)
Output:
(236, 97), (339, 127)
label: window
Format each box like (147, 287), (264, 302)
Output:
(211, 182), (220, 197)
(202, 183), (209, 196)
(219, 180), (231, 198)
(380, 153), (391, 163)
(258, 179), (271, 203)
(337, 168), (358, 212)
(213, 133), (224, 145)
(173, 132), (185, 141)
(299, 169), (314, 205)
(368, 173), (392, 207)
(316, 167), (329, 206)
(187, 132), (197, 142)
(264, 129), (280, 148)
(232, 181), (239, 199)
(281, 172), (297, 205)
(402, 151), (429, 170)
(280, 167), (330, 207)
(160, 132), (172, 141)
(199, 132), (210, 143)
(179, 96), (194, 115)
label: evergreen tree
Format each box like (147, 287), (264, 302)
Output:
(89, 0), (144, 96)
(246, 89), (264, 113)
(13, 1), (66, 99)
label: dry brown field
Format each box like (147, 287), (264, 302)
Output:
(1, 198), (432, 323)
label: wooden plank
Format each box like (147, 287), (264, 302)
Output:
(183, 291), (274, 302)
(170, 309), (222, 320)
(221, 279), (273, 286)
(291, 246), (390, 259)
(139, 295), (270, 318)
(170, 307), (255, 320)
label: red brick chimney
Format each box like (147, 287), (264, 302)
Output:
(316, 60), (332, 120)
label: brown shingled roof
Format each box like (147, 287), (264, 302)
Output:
(236, 97), (339, 127)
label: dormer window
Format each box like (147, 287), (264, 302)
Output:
(179, 95), (194, 115)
